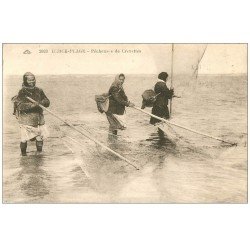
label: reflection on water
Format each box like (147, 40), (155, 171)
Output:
(18, 155), (50, 199)
(146, 131), (176, 150)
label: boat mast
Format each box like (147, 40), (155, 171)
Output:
(169, 43), (174, 118)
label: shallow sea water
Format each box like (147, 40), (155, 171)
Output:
(3, 74), (247, 203)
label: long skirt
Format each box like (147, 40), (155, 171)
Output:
(106, 113), (126, 131)
(150, 105), (170, 125)
(20, 124), (49, 142)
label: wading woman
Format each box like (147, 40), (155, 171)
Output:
(12, 72), (50, 156)
(150, 72), (174, 137)
(106, 73), (135, 135)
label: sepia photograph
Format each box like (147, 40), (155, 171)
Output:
(2, 43), (247, 203)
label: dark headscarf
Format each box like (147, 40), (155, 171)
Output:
(23, 72), (36, 88)
(158, 72), (168, 82)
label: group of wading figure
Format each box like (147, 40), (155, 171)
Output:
(12, 72), (174, 156)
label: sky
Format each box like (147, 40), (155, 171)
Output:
(199, 44), (247, 74)
(3, 44), (247, 75)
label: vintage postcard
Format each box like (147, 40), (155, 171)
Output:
(2, 43), (247, 203)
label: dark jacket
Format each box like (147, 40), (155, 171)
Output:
(150, 81), (173, 124)
(107, 85), (129, 115)
(15, 87), (50, 126)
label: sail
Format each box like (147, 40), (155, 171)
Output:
(148, 44), (207, 92)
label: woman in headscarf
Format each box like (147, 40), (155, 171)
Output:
(150, 72), (174, 124)
(106, 73), (135, 135)
(12, 72), (50, 156)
